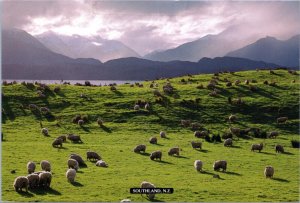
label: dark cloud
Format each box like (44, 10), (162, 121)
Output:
(1, 0), (299, 55)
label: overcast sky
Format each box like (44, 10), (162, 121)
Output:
(2, 0), (299, 55)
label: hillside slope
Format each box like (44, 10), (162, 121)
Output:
(2, 70), (299, 202)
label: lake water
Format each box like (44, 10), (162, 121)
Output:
(3, 79), (141, 85)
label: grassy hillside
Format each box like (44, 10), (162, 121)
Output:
(2, 69), (299, 202)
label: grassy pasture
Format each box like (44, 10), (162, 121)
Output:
(1, 69), (299, 202)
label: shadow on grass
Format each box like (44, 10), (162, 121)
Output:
(260, 152), (276, 156)
(155, 160), (173, 165)
(173, 155), (189, 159)
(100, 125), (112, 133)
(80, 126), (90, 132)
(151, 143), (164, 146)
(138, 152), (151, 156)
(230, 145), (242, 149)
(71, 181), (84, 187)
(196, 149), (209, 153)
(150, 198), (166, 202)
(272, 177), (290, 183)
(201, 171), (215, 176)
(76, 170), (84, 173)
(161, 137), (170, 140)
(112, 90), (123, 96)
(225, 171), (242, 176)
(30, 187), (61, 195)
(56, 146), (68, 150)
(17, 191), (34, 197)
(283, 152), (294, 155)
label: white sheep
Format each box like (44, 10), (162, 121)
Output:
(68, 159), (79, 171)
(140, 181), (156, 200)
(40, 160), (51, 172)
(134, 104), (140, 111)
(264, 166), (274, 178)
(160, 131), (166, 138)
(27, 161), (36, 174)
(277, 117), (288, 124)
(96, 160), (108, 167)
(66, 168), (76, 182)
(224, 138), (233, 147)
(41, 128), (49, 136)
(39, 171), (52, 188)
(213, 160), (227, 172)
(13, 176), (29, 192)
(27, 174), (39, 189)
(194, 160), (203, 172)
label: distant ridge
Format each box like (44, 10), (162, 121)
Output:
(2, 28), (285, 80)
(226, 35), (300, 67)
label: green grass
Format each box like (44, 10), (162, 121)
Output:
(2, 69), (300, 202)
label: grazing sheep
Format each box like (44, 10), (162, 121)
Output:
(145, 103), (150, 110)
(66, 169), (76, 183)
(168, 147), (180, 156)
(226, 82), (232, 87)
(160, 131), (166, 138)
(110, 86), (117, 91)
(134, 144), (146, 153)
(140, 181), (156, 200)
(194, 160), (203, 172)
(96, 160), (108, 167)
(244, 80), (250, 85)
(28, 104), (38, 111)
(194, 131), (208, 138)
(275, 144), (284, 153)
(224, 138), (233, 147)
(234, 80), (241, 86)
(27, 161), (36, 174)
(70, 154), (86, 166)
(40, 107), (50, 114)
(228, 114), (237, 122)
(68, 159), (79, 171)
(209, 90), (217, 96)
(52, 138), (63, 148)
(149, 137), (157, 144)
(134, 104), (140, 111)
(230, 127), (240, 136)
(263, 80), (269, 85)
(181, 119), (191, 127)
(97, 118), (104, 126)
(13, 176), (29, 192)
(78, 119), (84, 126)
(67, 134), (83, 143)
(269, 131), (279, 139)
(150, 151), (162, 161)
(38, 171), (52, 188)
(53, 86), (60, 93)
(41, 128), (49, 136)
(213, 160), (227, 172)
(191, 141), (202, 149)
(277, 117), (288, 124)
(87, 151), (101, 161)
(251, 143), (264, 152)
(40, 160), (51, 172)
(264, 166), (274, 178)
(27, 174), (39, 189)
(56, 135), (67, 142)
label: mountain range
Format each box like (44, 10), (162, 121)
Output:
(2, 28), (298, 80)
(36, 31), (140, 62)
(226, 35), (299, 67)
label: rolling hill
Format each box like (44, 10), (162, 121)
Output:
(2, 69), (299, 202)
